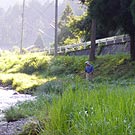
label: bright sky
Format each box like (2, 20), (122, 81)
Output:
(0, 0), (64, 10)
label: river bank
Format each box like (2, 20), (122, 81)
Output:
(0, 86), (36, 135)
(0, 118), (29, 135)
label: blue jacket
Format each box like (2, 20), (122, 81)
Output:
(85, 65), (94, 73)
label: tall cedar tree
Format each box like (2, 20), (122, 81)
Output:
(90, 0), (135, 60)
(58, 4), (75, 46)
(80, 0), (96, 61)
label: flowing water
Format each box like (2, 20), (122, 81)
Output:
(0, 86), (35, 121)
(0, 86), (36, 135)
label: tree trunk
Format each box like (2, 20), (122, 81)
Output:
(89, 19), (96, 61)
(130, 33), (135, 61)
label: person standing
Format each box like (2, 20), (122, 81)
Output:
(85, 61), (94, 80)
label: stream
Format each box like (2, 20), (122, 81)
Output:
(0, 86), (36, 135)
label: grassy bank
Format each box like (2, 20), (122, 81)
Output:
(5, 78), (135, 135)
(0, 52), (134, 92)
(42, 81), (135, 135)
(0, 51), (86, 92)
(1, 51), (135, 134)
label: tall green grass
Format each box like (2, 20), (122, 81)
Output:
(41, 81), (135, 135)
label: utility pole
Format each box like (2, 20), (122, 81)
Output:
(54, 0), (58, 56)
(20, 0), (25, 54)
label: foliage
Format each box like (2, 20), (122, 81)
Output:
(89, 0), (135, 60)
(19, 56), (48, 74)
(0, 52), (135, 92)
(5, 77), (135, 134)
(36, 79), (65, 95)
(0, 73), (46, 92)
(68, 13), (91, 42)
(58, 4), (75, 46)
(41, 80), (135, 135)
(80, 0), (135, 37)
(58, 4), (74, 29)
(64, 38), (80, 45)
(5, 106), (26, 122)
(47, 56), (86, 76)
(4, 95), (50, 121)
(34, 34), (44, 48)
(3, 52), (135, 135)
(0, 52), (51, 74)
(96, 43), (105, 55)
(0, 52), (86, 92)
(77, 0), (135, 60)
(130, 0), (135, 25)
(20, 119), (41, 135)
(93, 54), (135, 80)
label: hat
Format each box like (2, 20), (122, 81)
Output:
(85, 61), (90, 65)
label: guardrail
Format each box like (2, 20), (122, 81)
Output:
(42, 34), (130, 54)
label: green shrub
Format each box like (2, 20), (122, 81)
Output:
(47, 56), (86, 75)
(36, 79), (68, 96)
(20, 56), (49, 74)
(0, 73), (45, 92)
(0, 52), (51, 74)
